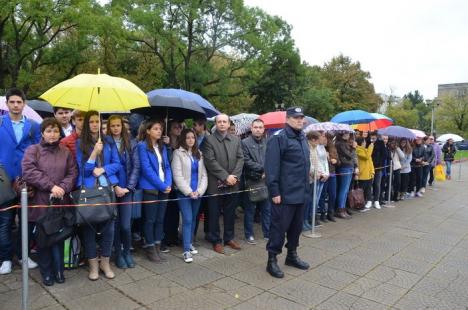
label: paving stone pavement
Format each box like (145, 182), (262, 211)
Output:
(2, 162), (468, 309)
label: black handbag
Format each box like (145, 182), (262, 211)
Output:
(71, 157), (116, 226)
(34, 200), (75, 248)
(0, 165), (16, 206)
(245, 178), (268, 202)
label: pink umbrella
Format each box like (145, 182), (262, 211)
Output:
(409, 129), (426, 138)
(0, 96), (43, 123)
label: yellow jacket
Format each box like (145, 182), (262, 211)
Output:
(356, 144), (374, 180)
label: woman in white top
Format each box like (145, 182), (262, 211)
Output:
(389, 139), (405, 201)
(171, 129), (208, 263)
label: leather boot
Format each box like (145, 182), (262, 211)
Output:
(88, 258), (99, 281)
(319, 213), (328, 223)
(266, 252), (284, 278)
(285, 250), (310, 270)
(145, 245), (161, 263)
(99, 257), (115, 279)
(155, 244), (167, 262)
(327, 211), (336, 222)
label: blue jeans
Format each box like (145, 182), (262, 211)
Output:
(244, 198), (271, 239)
(422, 165), (431, 188)
(82, 220), (115, 259)
(304, 181), (324, 223)
(37, 242), (64, 278)
(114, 192), (133, 256)
(445, 161), (452, 177)
(177, 192), (201, 252)
(142, 191), (168, 246)
(0, 207), (14, 261)
(337, 167), (354, 209)
(318, 175), (337, 214)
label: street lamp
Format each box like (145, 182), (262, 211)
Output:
(429, 98), (441, 135)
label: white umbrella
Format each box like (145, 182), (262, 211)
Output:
(230, 113), (258, 135)
(409, 129), (426, 138)
(437, 133), (464, 142)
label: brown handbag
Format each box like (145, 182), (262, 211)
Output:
(347, 182), (365, 209)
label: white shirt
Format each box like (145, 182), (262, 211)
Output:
(154, 145), (165, 182)
(62, 124), (73, 137)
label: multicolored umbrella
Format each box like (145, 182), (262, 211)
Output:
(231, 113), (259, 135)
(0, 96), (43, 123)
(331, 110), (377, 125)
(304, 122), (353, 133)
(351, 113), (393, 131)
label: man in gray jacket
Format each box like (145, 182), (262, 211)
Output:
(242, 119), (270, 244)
(201, 114), (244, 254)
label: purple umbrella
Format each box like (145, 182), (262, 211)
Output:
(0, 96), (43, 123)
(378, 125), (416, 139)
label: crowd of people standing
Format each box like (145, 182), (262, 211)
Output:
(0, 88), (458, 286)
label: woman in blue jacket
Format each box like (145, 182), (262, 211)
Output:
(107, 115), (140, 269)
(138, 119), (172, 263)
(76, 111), (121, 281)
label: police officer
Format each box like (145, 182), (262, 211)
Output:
(264, 107), (310, 278)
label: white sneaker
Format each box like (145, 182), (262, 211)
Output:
(416, 192), (424, 197)
(19, 257), (38, 269)
(183, 251), (193, 263)
(0, 260), (12, 274)
(364, 201), (372, 209)
(246, 236), (257, 245)
(409, 192), (415, 198)
(420, 187), (426, 193)
(374, 201), (381, 209)
(189, 245), (198, 255)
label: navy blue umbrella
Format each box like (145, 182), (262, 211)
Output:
(147, 88), (220, 117)
(331, 110), (376, 125)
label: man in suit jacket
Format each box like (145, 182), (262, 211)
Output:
(201, 114), (244, 254)
(0, 88), (41, 275)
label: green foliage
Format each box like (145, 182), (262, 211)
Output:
(436, 95), (468, 136)
(386, 99), (420, 129)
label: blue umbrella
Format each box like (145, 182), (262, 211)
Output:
(331, 110), (376, 125)
(147, 88), (220, 117)
(304, 116), (319, 126)
(378, 126), (416, 139)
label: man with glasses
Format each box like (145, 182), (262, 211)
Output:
(0, 88), (41, 274)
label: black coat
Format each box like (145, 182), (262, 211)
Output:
(241, 135), (266, 181)
(265, 125), (310, 205)
(442, 143), (457, 162)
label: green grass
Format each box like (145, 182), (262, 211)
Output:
(455, 150), (468, 160)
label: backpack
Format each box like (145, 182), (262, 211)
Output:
(63, 234), (82, 269)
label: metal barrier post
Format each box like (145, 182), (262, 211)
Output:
(21, 188), (29, 310)
(303, 174), (321, 238)
(386, 161), (396, 208)
(456, 159), (464, 182)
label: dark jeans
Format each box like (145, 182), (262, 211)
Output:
(163, 191), (179, 244)
(267, 203), (304, 255)
(244, 198), (271, 239)
(410, 166), (423, 192)
(359, 180), (373, 201)
(0, 207), (14, 261)
(16, 219), (34, 260)
(422, 165), (431, 188)
(337, 167), (354, 209)
(372, 170), (382, 202)
(114, 192), (133, 256)
(207, 193), (238, 245)
(82, 220), (115, 259)
(428, 166), (435, 185)
(177, 192), (201, 252)
(37, 242), (64, 278)
(319, 175), (337, 214)
(392, 169), (401, 200)
(380, 174), (389, 202)
(142, 192), (168, 246)
(400, 172), (410, 193)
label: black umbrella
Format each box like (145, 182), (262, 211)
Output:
(27, 99), (54, 117)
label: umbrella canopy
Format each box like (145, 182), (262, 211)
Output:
(304, 122), (353, 133)
(437, 133), (464, 142)
(304, 116), (319, 126)
(378, 126), (416, 139)
(27, 99), (54, 114)
(0, 96), (43, 123)
(147, 89), (219, 117)
(40, 73), (150, 112)
(409, 129), (426, 138)
(259, 111), (286, 129)
(352, 113), (393, 131)
(230, 113), (258, 135)
(331, 110), (377, 125)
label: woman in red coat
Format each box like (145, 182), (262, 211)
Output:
(22, 118), (77, 286)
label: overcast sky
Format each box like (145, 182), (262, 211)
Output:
(244, 0), (468, 99)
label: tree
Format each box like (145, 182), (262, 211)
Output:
(436, 95), (468, 136)
(386, 99), (420, 129)
(321, 54), (382, 114)
(402, 91), (431, 132)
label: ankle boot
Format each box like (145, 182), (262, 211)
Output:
(99, 257), (115, 279)
(88, 258), (99, 281)
(266, 252), (284, 278)
(319, 213), (328, 223)
(145, 245), (161, 263)
(155, 244), (167, 262)
(285, 249), (309, 270)
(327, 211), (336, 222)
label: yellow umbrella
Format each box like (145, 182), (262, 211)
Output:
(39, 71), (149, 112)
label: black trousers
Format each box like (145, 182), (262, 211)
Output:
(194, 196), (209, 237)
(207, 193), (238, 245)
(392, 169), (401, 200)
(359, 180), (373, 201)
(400, 172), (410, 193)
(163, 191), (179, 245)
(267, 203), (305, 255)
(410, 166), (423, 192)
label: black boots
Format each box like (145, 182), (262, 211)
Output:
(266, 252), (284, 278)
(285, 250), (310, 270)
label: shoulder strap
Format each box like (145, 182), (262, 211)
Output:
(0, 116), (3, 127)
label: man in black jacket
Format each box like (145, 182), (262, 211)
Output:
(242, 119), (270, 245)
(370, 132), (385, 209)
(264, 107), (310, 278)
